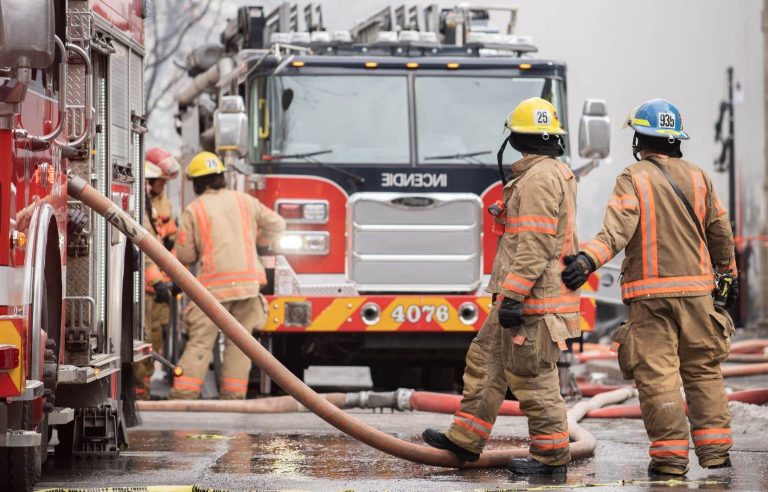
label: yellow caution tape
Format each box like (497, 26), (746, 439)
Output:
(39, 487), (231, 492)
(185, 433), (231, 440)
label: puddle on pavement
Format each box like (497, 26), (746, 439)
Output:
(40, 429), (768, 491)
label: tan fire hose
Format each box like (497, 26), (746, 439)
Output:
(69, 175), (634, 468)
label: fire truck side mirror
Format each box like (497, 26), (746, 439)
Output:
(578, 99), (610, 161)
(0, 0), (55, 70)
(214, 95), (249, 159)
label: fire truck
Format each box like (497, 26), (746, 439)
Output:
(176, 3), (619, 393)
(0, 0), (148, 488)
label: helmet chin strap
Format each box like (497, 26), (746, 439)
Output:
(496, 136), (509, 185)
(632, 134), (641, 161)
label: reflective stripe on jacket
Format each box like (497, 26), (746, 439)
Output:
(582, 154), (736, 302)
(176, 189), (285, 302)
(144, 191), (175, 291)
(487, 155), (580, 315)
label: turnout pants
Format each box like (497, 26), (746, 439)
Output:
(612, 295), (733, 471)
(134, 294), (168, 400)
(444, 308), (571, 465)
(170, 296), (266, 400)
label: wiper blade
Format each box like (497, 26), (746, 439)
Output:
(278, 149), (334, 160)
(275, 149), (365, 187)
(423, 150), (492, 162)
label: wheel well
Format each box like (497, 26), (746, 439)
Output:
(43, 219), (63, 355)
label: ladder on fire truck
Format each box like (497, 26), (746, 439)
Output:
(254, 3), (534, 55)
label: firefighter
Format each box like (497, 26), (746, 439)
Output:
(135, 148), (181, 400)
(423, 98), (580, 476)
(170, 152), (285, 400)
(562, 99), (738, 476)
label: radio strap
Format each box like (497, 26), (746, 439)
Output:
(646, 156), (707, 245)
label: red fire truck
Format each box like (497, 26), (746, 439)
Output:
(0, 0), (149, 488)
(177, 3), (620, 393)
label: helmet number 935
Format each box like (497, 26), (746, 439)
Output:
(535, 110), (551, 125)
(658, 112), (676, 128)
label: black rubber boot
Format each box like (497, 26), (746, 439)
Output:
(647, 462), (688, 477)
(507, 457), (567, 476)
(422, 428), (480, 462)
(704, 456), (732, 469)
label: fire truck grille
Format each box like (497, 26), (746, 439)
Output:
(348, 193), (482, 293)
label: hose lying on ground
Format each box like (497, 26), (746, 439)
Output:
(731, 339), (768, 354)
(586, 389), (768, 419)
(70, 175), (635, 469)
(722, 362), (768, 378)
(138, 394), (348, 412)
(579, 350), (768, 365)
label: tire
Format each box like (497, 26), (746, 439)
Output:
(53, 421), (74, 459)
(0, 402), (42, 491)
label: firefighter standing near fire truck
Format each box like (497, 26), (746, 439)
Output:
(562, 99), (738, 476)
(170, 152), (285, 399)
(424, 98), (580, 476)
(135, 147), (181, 399)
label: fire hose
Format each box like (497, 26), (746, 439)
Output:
(138, 386), (768, 421)
(586, 389), (768, 419)
(69, 175), (636, 468)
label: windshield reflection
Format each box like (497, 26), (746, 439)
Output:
(416, 76), (564, 165)
(269, 75), (410, 164)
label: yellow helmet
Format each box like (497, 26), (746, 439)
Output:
(186, 151), (225, 179)
(504, 97), (567, 135)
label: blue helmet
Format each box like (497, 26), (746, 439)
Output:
(624, 98), (689, 140)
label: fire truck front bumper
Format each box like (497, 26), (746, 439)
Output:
(264, 294), (494, 333)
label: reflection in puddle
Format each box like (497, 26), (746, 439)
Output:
(39, 429), (766, 491)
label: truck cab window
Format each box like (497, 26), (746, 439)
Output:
(415, 76), (567, 165)
(266, 75), (410, 164)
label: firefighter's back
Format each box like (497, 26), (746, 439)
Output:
(185, 188), (266, 301)
(616, 155), (731, 300)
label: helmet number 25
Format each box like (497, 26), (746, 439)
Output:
(535, 110), (551, 125)
(658, 112), (676, 128)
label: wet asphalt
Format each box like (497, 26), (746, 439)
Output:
(36, 403), (768, 492)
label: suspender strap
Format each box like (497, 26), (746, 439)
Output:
(646, 156), (707, 245)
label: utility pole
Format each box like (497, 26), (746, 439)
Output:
(727, 67), (736, 228)
(715, 67), (741, 325)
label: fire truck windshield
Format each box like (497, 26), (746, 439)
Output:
(268, 75), (410, 164)
(415, 76), (566, 165)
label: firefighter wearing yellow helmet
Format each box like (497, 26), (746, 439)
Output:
(135, 148), (182, 400)
(424, 97), (579, 477)
(170, 152), (285, 400)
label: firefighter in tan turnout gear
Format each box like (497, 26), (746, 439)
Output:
(135, 147), (181, 400)
(170, 152), (285, 399)
(562, 99), (738, 477)
(424, 98), (580, 476)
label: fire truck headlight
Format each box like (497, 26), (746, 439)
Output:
(279, 235), (304, 252)
(278, 232), (329, 255)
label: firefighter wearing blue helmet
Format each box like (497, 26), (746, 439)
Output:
(562, 99), (738, 476)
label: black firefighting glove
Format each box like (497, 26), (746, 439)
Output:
(153, 281), (172, 304)
(498, 297), (524, 329)
(170, 282), (183, 297)
(561, 252), (596, 291)
(725, 277), (739, 310)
